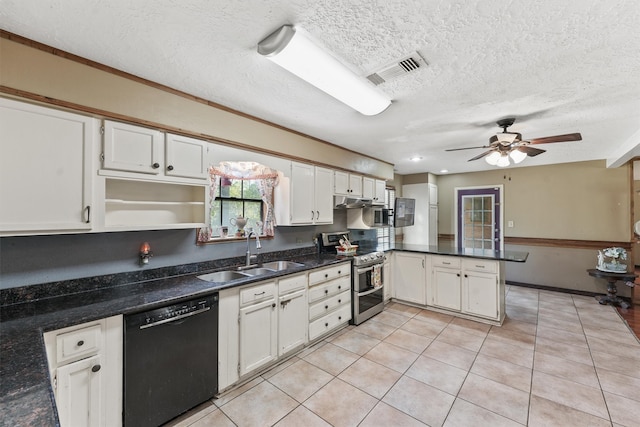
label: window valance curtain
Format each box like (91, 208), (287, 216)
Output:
(198, 161), (280, 242)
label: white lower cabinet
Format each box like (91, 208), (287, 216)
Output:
(393, 252), (426, 305)
(308, 263), (351, 341)
(383, 256), (392, 302)
(278, 274), (308, 357)
(461, 259), (503, 321)
(431, 256), (462, 311)
(43, 315), (123, 427)
(239, 281), (278, 376)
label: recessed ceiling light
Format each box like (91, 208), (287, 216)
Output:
(410, 156), (423, 162)
(440, 169), (448, 173)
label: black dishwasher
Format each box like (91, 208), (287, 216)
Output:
(124, 293), (218, 427)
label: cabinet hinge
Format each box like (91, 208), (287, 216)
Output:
(53, 374), (57, 391)
(100, 152), (105, 162)
(238, 312), (240, 324)
(100, 125), (105, 135)
(237, 363), (240, 375)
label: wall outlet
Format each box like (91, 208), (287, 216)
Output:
(507, 221), (514, 228)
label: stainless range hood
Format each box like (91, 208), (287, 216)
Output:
(334, 195), (373, 209)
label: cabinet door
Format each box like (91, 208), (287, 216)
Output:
(0, 98), (95, 234)
(463, 271), (498, 319)
(165, 133), (208, 180)
(56, 354), (103, 427)
(349, 174), (363, 196)
(393, 253), (426, 304)
(239, 299), (277, 376)
(383, 260), (392, 302)
(278, 289), (307, 356)
(334, 171), (349, 195)
(374, 180), (386, 204)
(429, 205), (438, 246)
(432, 267), (461, 311)
(290, 162), (315, 224)
(362, 177), (375, 199)
(103, 120), (163, 175)
(314, 166), (334, 224)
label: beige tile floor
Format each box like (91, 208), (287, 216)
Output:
(166, 286), (640, 427)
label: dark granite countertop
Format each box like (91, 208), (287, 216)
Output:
(0, 250), (349, 427)
(392, 243), (529, 262)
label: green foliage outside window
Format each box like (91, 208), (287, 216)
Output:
(211, 179), (263, 237)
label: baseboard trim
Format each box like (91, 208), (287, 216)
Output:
(506, 280), (601, 298)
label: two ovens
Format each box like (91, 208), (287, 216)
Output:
(351, 256), (385, 325)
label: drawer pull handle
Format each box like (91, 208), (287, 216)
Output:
(443, 262), (450, 265)
(77, 340), (84, 347)
(272, 303), (276, 308)
(325, 274), (329, 278)
(152, 162), (160, 169)
(338, 285), (341, 290)
(475, 265), (484, 268)
(91, 364), (101, 373)
(254, 291), (266, 296)
(338, 270), (341, 274)
(325, 289), (329, 294)
(464, 274), (468, 278)
(456, 273), (460, 277)
(325, 305), (329, 309)
(325, 322), (329, 327)
(167, 165), (174, 171)
(338, 316), (342, 320)
(338, 299), (341, 303)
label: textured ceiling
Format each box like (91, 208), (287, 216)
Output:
(1, 0), (639, 174)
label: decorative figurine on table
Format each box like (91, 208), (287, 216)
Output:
(596, 247), (627, 272)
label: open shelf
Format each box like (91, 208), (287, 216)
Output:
(104, 178), (206, 228)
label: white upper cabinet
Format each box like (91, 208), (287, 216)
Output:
(102, 121), (208, 182)
(275, 162), (333, 226)
(165, 133), (208, 180)
(0, 98), (96, 235)
(334, 171), (362, 197)
(363, 178), (386, 204)
(102, 120), (163, 175)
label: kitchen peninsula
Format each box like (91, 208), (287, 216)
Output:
(391, 244), (528, 326)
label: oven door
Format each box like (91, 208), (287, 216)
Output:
(352, 263), (384, 324)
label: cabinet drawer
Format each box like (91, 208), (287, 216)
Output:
(240, 282), (276, 306)
(279, 273), (307, 295)
(463, 259), (497, 274)
(308, 276), (350, 303)
(309, 290), (350, 320)
(309, 305), (351, 341)
(308, 263), (350, 286)
(432, 256), (460, 269)
(56, 323), (103, 365)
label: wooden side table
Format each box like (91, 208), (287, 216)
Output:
(587, 269), (637, 309)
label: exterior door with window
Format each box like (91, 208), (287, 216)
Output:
(455, 186), (503, 251)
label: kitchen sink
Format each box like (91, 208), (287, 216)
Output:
(240, 267), (277, 276)
(197, 271), (251, 282)
(261, 261), (305, 271)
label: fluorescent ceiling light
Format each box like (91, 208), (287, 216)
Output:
(257, 25), (391, 116)
(410, 156), (423, 161)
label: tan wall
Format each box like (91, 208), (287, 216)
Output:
(0, 37), (393, 179)
(437, 160), (630, 241)
(436, 160), (632, 294)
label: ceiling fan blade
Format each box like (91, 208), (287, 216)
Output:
(468, 150), (495, 161)
(445, 145), (490, 152)
(528, 133), (582, 145)
(518, 146), (546, 157)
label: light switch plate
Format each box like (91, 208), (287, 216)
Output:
(507, 221), (514, 228)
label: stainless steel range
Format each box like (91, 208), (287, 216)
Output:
(318, 231), (385, 325)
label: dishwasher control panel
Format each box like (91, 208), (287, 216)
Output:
(127, 293), (218, 329)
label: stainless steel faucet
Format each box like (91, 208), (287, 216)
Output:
(245, 228), (261, 266)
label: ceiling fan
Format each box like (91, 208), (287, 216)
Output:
(446, 118), (582, 167)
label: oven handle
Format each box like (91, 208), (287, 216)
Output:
(355, 263), (383, 274)
(358, 286), (383, 297)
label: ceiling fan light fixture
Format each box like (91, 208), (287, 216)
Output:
(509, 148), (527, 164)
(257, 25), (391, 116)
(485, 151), (501, 165)
(496, 154), (511, 167)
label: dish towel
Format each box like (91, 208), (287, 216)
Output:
(372, 265), (382, 288)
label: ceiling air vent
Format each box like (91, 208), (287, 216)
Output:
(366, 52), (427, 85)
